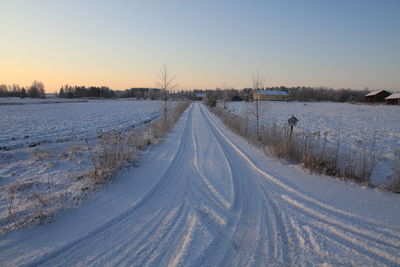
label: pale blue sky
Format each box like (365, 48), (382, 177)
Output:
(1, 0), (399, 92)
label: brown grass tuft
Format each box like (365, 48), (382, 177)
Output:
(209, 105), (379, 186)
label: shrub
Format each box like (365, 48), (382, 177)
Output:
(27, 81), (45, 98)
(205, 96), (217, 107)
(85, 101), (190, 185)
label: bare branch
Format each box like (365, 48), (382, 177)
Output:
(251, 69), (266, 137)
(157, 62), (177, 132)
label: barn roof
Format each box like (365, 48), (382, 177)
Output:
(257, 90), (288, 96)
(385, 93), (400, 100)
(365, 90), (389, 96)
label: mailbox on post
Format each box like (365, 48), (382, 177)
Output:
(288, 115), (298, 138)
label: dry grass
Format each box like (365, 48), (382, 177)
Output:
(85, 101), (190, 185)
(209, 106), (379, 186)
(1, 177), (64, 233)
(85, 132), (139, 184)
(389, 151), (400, 193)
(1, 101), (190, 234)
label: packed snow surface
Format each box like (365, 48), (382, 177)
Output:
(0, 103), (399, 266)
(226, 101), (400, 185)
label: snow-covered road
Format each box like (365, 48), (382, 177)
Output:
(1, 103), (399, 266)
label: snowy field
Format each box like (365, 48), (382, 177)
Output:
(0, 99), (164, 231)
(226, 101), (400, 185)
(0, 98), (159, 150)
(0, 97), (88, 105)
(0, 103), (399, 266)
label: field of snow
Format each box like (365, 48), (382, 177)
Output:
(226, 101), (400, 185)
(0, 97), (88, 105)
(0, 103), (399, 266)
(0, 98), (160, 150)
(0, 99), (165, 231)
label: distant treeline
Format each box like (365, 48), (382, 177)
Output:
(1, 81), (372, 103)
(171, 87), (369, 103)
(285, 87), (369, 102)
(0, 81), (45, 98)
(119, 86), (368, 102)
(116, 88), (247, 101)
(59, 85), (116, 98)
(117, 88), (162, 99)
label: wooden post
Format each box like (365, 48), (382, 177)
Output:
(290, 125), (294, 139)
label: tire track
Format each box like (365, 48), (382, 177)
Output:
(198, 106), (275, 266)
(29, 105), (196, 266)
(200, 104), (400, 266)
(1, 103), (399, 266)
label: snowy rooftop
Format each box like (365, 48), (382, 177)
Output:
(385, 92), (400, 99)
(365, 90), (388, 96)
(257, 90), (288, 96)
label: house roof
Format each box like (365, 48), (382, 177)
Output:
(365, 90), (389, 96)
(385, 93), (400, 100)
(196, 93), (206, 98)
(257, 90), (288, 96)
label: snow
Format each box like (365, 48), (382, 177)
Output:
(0, 98), (160, 150)
(0, 99), (164, 231)
(365, 90), (387, 96)
(385, 93), (400, 100)
(226, 101), (400, 185)
(0, 103), (399, 266)
(0, 97), (88, 105)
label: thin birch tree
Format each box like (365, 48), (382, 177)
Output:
(157, 62), (176, 132)
(252, 70), (265, 137)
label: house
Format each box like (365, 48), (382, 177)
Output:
(195, 93), (206, 100)
(364, 90), (391, 103)
(45, 93), (57, 98)
(253, 90), (289, 101)
(385, 93), (400, 105)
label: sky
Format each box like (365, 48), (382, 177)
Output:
(1, 0), (400, 92)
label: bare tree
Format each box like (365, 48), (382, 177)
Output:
(252, 70), (265, 137)
(28, 81), (45, 98)
(221, 84), (232, 109)
(157, 62), (177, 132)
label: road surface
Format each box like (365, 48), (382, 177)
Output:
(1, 103), (400, 266)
